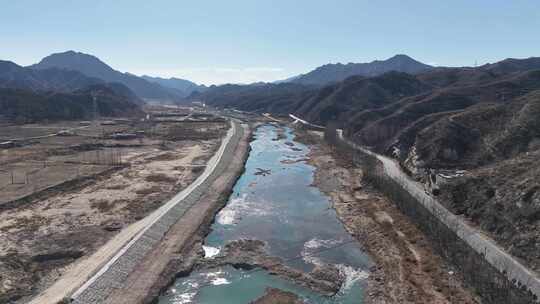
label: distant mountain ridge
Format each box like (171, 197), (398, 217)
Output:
(0, 60), (142, 104)
(29, 51), (183, 101)
(188, 82), (314, 114)
(0, 60), (102, 92)
(0, 59), (144, 122)
(290, 54), (433, 86)
(141, 75), (207, 97)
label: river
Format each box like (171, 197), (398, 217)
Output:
(159, 124), (372, 304)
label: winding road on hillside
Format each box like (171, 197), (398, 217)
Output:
(29, 119), (241, 304)
(333, 129), (540, 300)
(285, 114), (540, 299)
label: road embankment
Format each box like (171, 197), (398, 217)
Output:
(336, 132), (540, 304)
(296, 130), (478, 304)
(102, 122), (251, 304)
(25, 120), (246, 304)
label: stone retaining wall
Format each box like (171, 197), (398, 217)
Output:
(335, 132), (540, 303)
(72, 120), (244, 304)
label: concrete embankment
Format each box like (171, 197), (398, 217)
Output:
(62, 120), (247, 304)
(336, 132), (540, 303)
(103, 121), (252, 304)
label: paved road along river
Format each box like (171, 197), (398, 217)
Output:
(336, 129), (540, 300)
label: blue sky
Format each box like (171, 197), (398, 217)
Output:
(1, 0), (539, 85)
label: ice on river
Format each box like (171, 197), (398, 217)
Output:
(301, 238), (369, 292)
(216, 193), (271, 226)
(203, 245), (220, 258)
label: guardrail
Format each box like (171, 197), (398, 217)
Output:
(336, 130), (540, 303)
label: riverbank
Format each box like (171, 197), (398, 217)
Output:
(297, 130), (480, 304)
(198, 239), (345, 296)
(2, 118), (227, 304)
(99, 123), (252, 304)
(158, 124), (373, 303)
(251, 288), (304, 304)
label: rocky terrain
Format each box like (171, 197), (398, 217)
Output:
(347, 67), (540, 273)
(298, 131), (479, 304)
(195, 56), (540, 276)
(291, 71), (432, 124)
(199, 239), (345, 296)
(251, 288), (304, 304)
(437, 148), (540, 271)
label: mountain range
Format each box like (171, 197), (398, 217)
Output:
(3, 50), (540, 267)
(1, 51), (434, 108)
(29, 51), (197, 101)
(0, 57), (146, 122)
(191, 55), (540, 270)
(141, 75), (207, 97)
(0, 50), (213, 122)
(0, 59), (103, 93)
(188, 54), (439, 115)
(289, 54), (433, 86)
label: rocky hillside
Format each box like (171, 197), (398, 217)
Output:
(292, 72), (432, 124)
(350, 65), (540, 159)
(195, 55), (540, 271)
(340, 58), (540, 271)
(429, 91), (540, 270)
(189, 71), (432, 121)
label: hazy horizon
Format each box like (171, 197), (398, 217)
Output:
(2, 0), (539, 85)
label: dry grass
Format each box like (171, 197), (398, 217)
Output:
(145, 152), (179, 162)
(191, 166), (204, 174)
(135, 185), (162, 196)
(104, 183), (129, 190)
(145, 173), (177, 184)
(90, 199), (114, 212)
(0, 215), (50, 234)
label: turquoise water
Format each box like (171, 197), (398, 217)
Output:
(159, 125), (371, 304)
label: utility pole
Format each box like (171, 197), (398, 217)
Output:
(93, 95), (98, 124)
